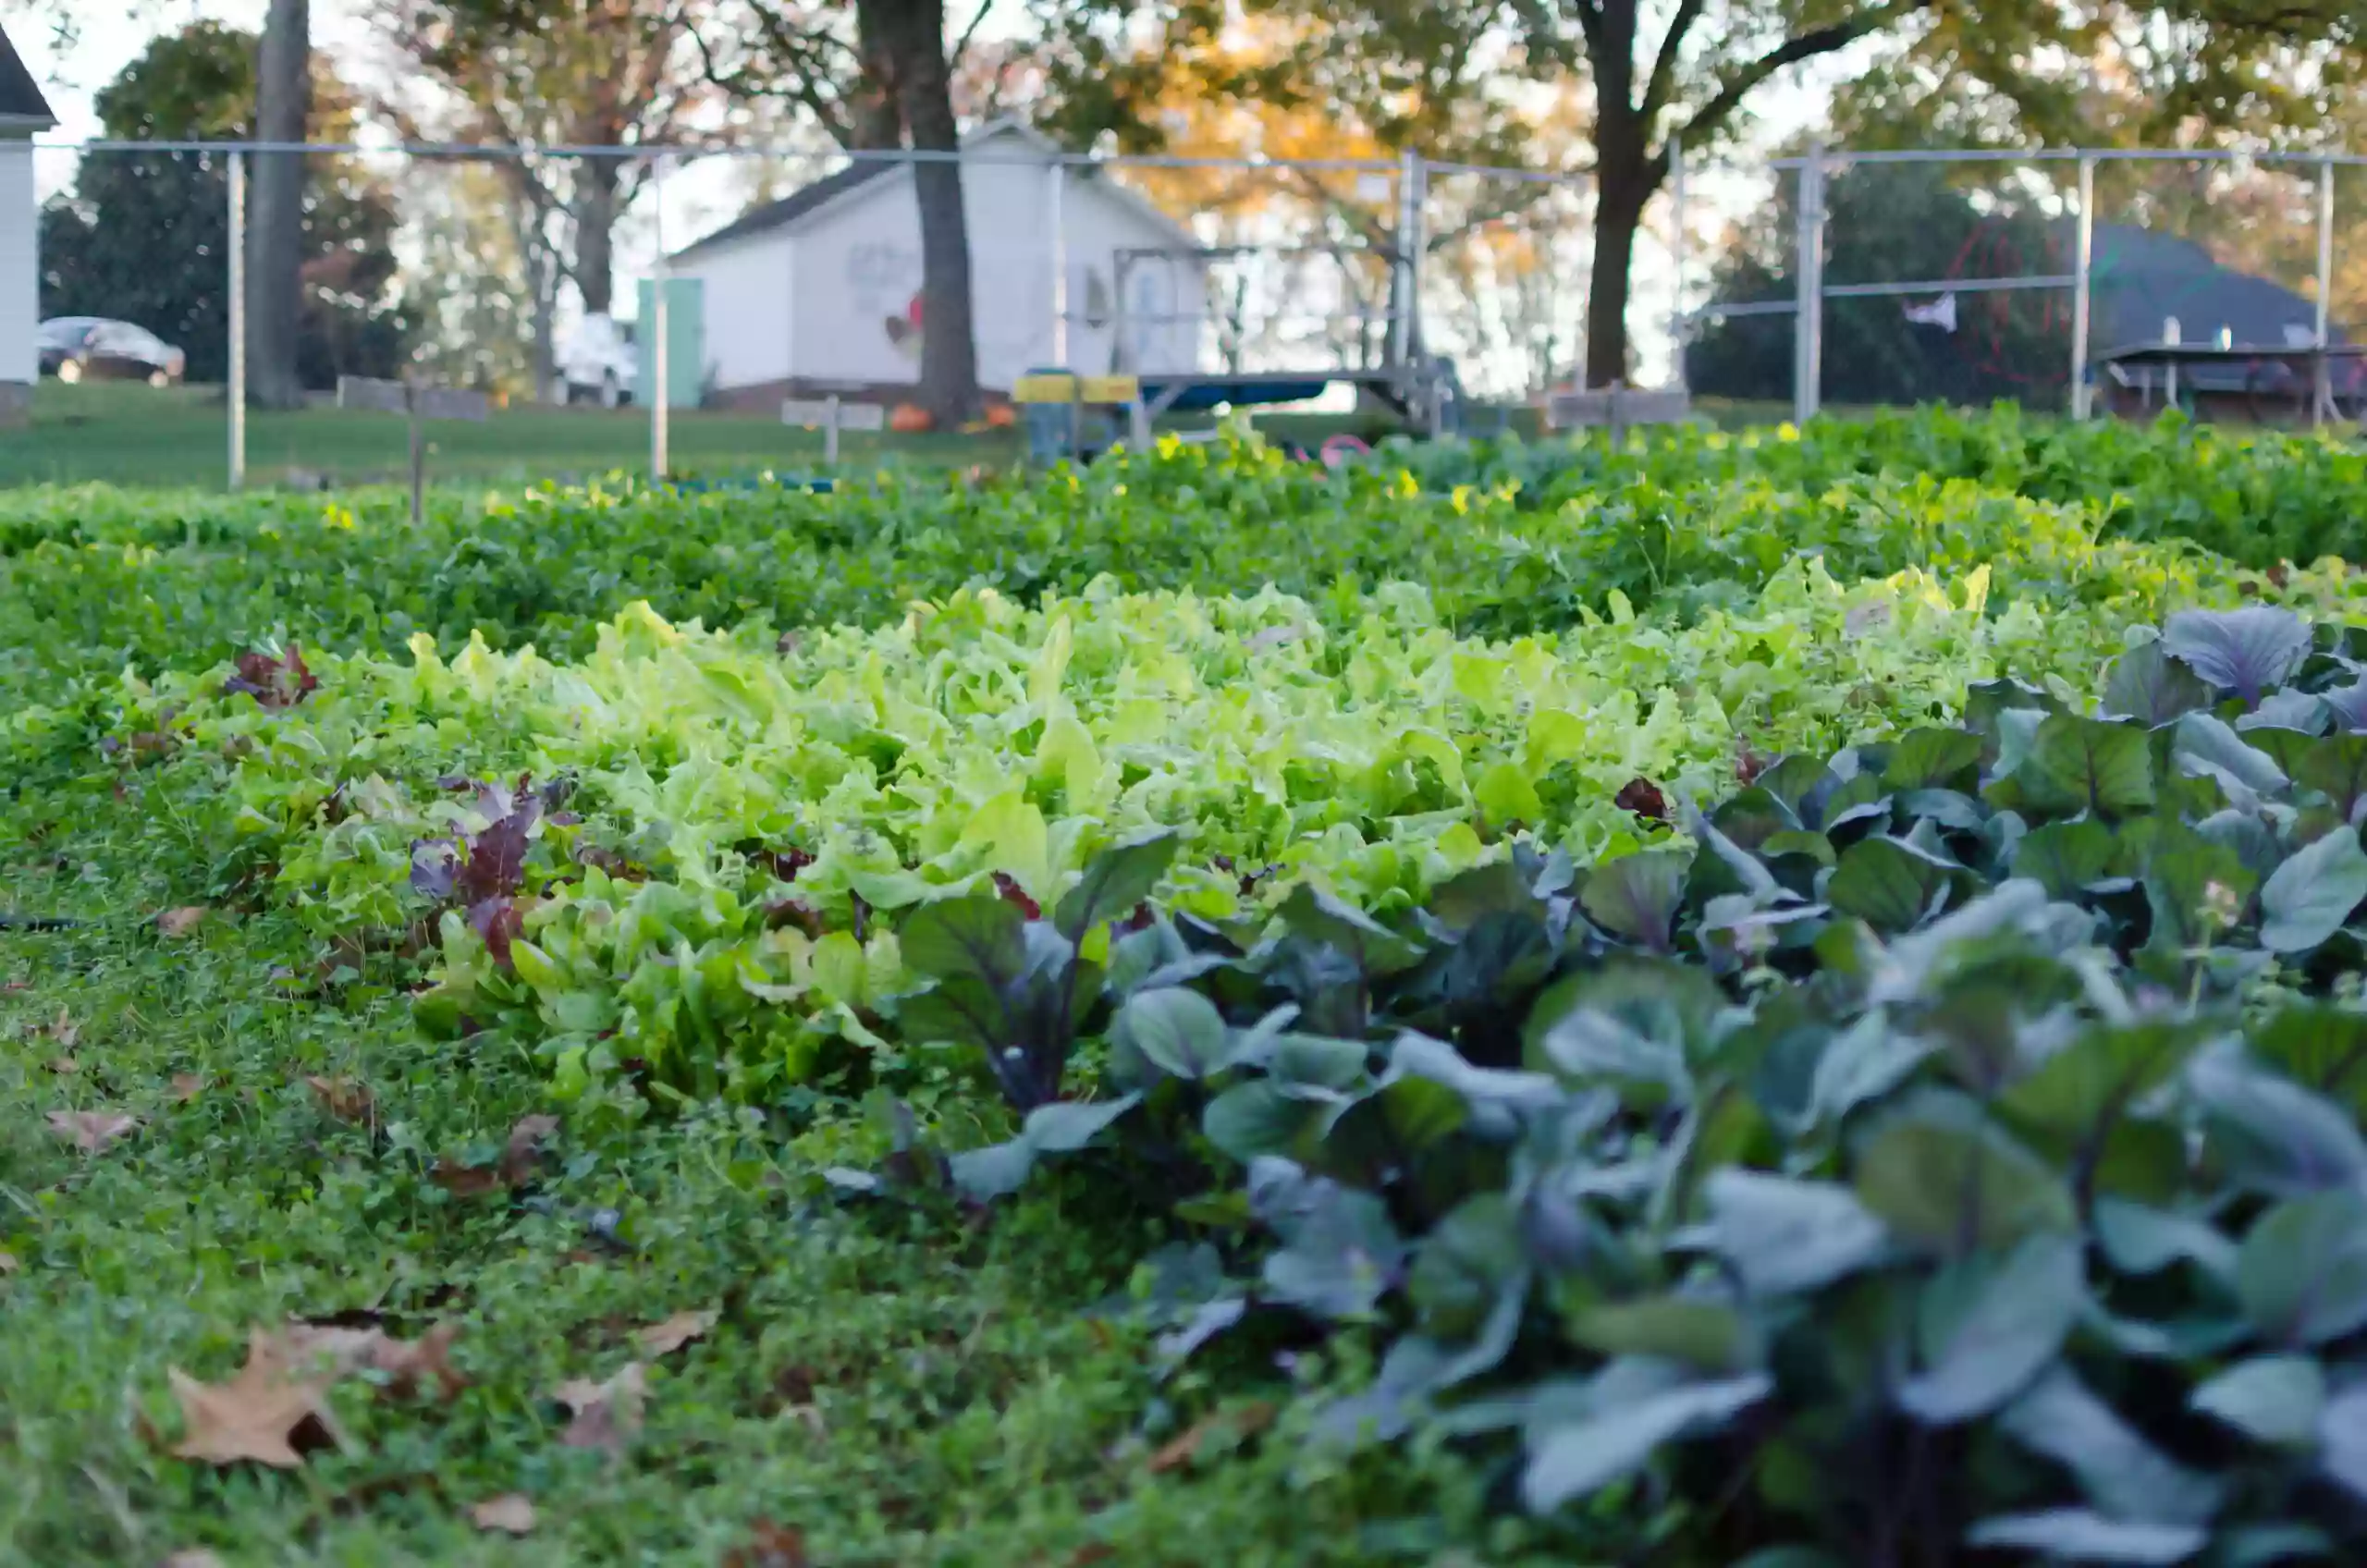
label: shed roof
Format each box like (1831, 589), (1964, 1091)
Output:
(0, 23), (57, 129)
(669, 119), (1198, 263)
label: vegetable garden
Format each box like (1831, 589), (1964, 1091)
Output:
(12, 406), (2367, 1563)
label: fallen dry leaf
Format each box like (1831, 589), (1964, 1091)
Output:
(1146, 1401), (1278, 1475)
(37, 1008), (80, 1049)
(275, 1320), (465, 1402)
(721, 1520), (810, 1568)
(553, 1362), (646, 1455)
(468, 1493), (538, 1536)
(0, 1252), (18, 1275)
(1, 978), (27, 993)
(48, 1109), (140, 1154)
(166, 1330), (350, 1468)
(157, 906), (209, 938)
(433, 1111), (561, 1197)
(171, 1073), (209, 1103)
(160, 1552), (227, 1568)
(633, 1308), (718, 1358)
(46, 1056), (79, 1076)
(303, 1075), (374, 1124)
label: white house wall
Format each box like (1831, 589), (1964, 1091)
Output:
(674, 233), (793, 398)
(0, 140), (35, 385)
(1060, 182), (1206, 378)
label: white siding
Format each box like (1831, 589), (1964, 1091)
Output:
(672, 130), (1213, 396)
(673, 231), (795, 396)
(789, 155), (1067, 391)
(0, 139), (34, 386)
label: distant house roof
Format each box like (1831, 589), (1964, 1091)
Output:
(2087, 222), (2334, 392)
(0, 23), (57, 129)
(669, 118), (1197, 263)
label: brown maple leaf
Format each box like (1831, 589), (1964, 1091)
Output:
(45, 1056), (79, 1076)
(469, 1493), (538, 1536)
(303, 1075), (375, 1125)
(157, 907), (209, 938)
(633, 1308), (719, 1358)
(166, 1330), (350, 1468)
(552, 1362), (646, 1455)
(722, 1520), (810, 1568)
(171, 1073), (210, 1104)
(160, 1553), (227, 1568)
(48, 1109), (140, 1154)
(433, 1112), (562, 1197)
(276, 1320), (465, 1402)
(37, 1008), (80, 1049)
(0, 1252), (18, 1275)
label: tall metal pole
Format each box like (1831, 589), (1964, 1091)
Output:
(2071, 153), (2095, 421)
(1793, 141), (1825, 424)
(2317, 155), (2336, 429)
(651, 153), (669, 483)
(1392, 149), (1423, 369)
(1049, 162), (1069, 365)
(1668, 135), (1688, 393)
(227, 150), (248, 490)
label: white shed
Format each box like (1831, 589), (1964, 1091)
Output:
(0, 24), (56, 423)
(668, 120), (1207, 406)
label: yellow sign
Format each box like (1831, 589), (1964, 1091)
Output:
(1012, 374), (1079, 404)
(1081, 375), (1141, 405)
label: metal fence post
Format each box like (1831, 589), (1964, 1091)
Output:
(2071, 153), (2095, 421)
(651, 152), (669, 484)
(1668, 135), (1688, 393)
(227, 149), (247, 490)
(2317, 154), (2336, 428)
(1392, 149), (1426, 370)
(1049, 161), (1069, 365)
(1793, 141), (1825, 424)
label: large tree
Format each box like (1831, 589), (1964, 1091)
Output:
(700, 0), (984, 424)
(37, 22), (409, 389)
(248, 0), (311, 409)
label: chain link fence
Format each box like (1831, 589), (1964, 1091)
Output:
(8, 137), (2366, 489)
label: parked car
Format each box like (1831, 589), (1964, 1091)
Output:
(557, 313), (638, 407)
(38, 317), (188, 387)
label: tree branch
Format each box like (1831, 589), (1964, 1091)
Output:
(951, 0), (996, 66)
(1639, 0), (1707, 126)
(1677, 6), (1929, 153)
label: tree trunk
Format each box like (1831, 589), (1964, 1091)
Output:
(572, 156), (620, 317)
(247, 0), (310, 410)
(860, 0), (979, 428)
(1586, 165), (1651, 389)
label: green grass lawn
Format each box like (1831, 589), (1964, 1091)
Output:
(0, 776), (1562, 1566)
(0, 382), (1032, 489)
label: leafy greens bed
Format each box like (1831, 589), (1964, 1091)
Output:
(20, 413), (2367, 1562)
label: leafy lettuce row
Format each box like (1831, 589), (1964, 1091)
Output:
(883, 604), (2367, 1562)
(97, 561), (2167, 1098)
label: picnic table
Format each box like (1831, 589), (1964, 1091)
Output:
(2091, 340), (2367, 427)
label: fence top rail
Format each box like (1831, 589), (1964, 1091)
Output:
(1766, 146), (2361, 169)
(31, 136), (1417, 174)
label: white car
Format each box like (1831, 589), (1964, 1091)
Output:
(39, 317), (187, 387)
(558, 313), (638, 407)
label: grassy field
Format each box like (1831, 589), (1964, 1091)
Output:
(2, 380), (1674, 490)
